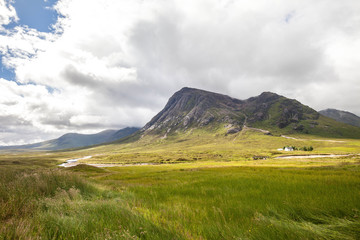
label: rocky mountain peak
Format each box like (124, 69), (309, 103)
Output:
(140, 87), (328, 137)
(142, 87), (245, 135)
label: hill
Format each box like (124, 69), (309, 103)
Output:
(319, 108), (360, 127)
(139, 87), (360, 139)
(141, 87), (245, 136)
(0, 127), (140, 151)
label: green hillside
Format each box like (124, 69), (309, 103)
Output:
(251, 98), (360, 138)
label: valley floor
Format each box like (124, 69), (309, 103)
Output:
(1, 131), (360, 239)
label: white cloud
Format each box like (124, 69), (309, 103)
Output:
(0, 0), (360, 144)
(0, 0), (18, 30)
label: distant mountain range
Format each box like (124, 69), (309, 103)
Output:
(319, 109), (360, 127)
(2, 88), (360, 152)
(138, 87), (360, 139)
(0, 127), (139, 151)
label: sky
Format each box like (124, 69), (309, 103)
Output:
(0, 0), (360, 145)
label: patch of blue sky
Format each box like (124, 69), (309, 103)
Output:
(0, 58), (15, 81)
(1, 0), (60, 81)
(46, 85), (57, 94)
(11, 0), (60, 33)
(1, 21), (18, 32)
(0, 69), (56, 94)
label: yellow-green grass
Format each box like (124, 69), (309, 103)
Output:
(74, 129), (360, 165)
(93, 164), (360, 239)
(1, 130), (360, 239)
(1, 162), (360, 239)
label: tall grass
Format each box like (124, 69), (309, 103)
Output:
(0, 169), (98, 239)
(0, 167), (180, 239)
(1, 158), (360, 239)
(99, 165), (360, 239)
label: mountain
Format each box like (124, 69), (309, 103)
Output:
(141, 87), (246, 135)
(139, 87), (360, 138)
(0, 127), (140, 151)
(319, 109), (360, 127)
(3, 88), (359, 151)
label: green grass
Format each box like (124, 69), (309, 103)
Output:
(78, 128), (360, 166)
(0, 167), (180, 239)
(1, 162), (360, 239)
(0, 169), (98, 239)
(99, 165), (360, 239)
(1, 130), (360, 239)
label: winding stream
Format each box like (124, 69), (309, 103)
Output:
(59, 156), (158, 168)
(58, 156), (92, 167)
(275, 154), (357, 159)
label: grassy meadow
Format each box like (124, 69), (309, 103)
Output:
(1, 129), (360, 239)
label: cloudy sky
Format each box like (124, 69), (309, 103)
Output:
(0, 0), (360, 145)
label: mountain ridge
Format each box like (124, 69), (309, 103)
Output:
(0, 127), (140, 151)
(139, 87), (360, 139)
(319, 108), (360, 127)
(3, 88), (360, 151)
